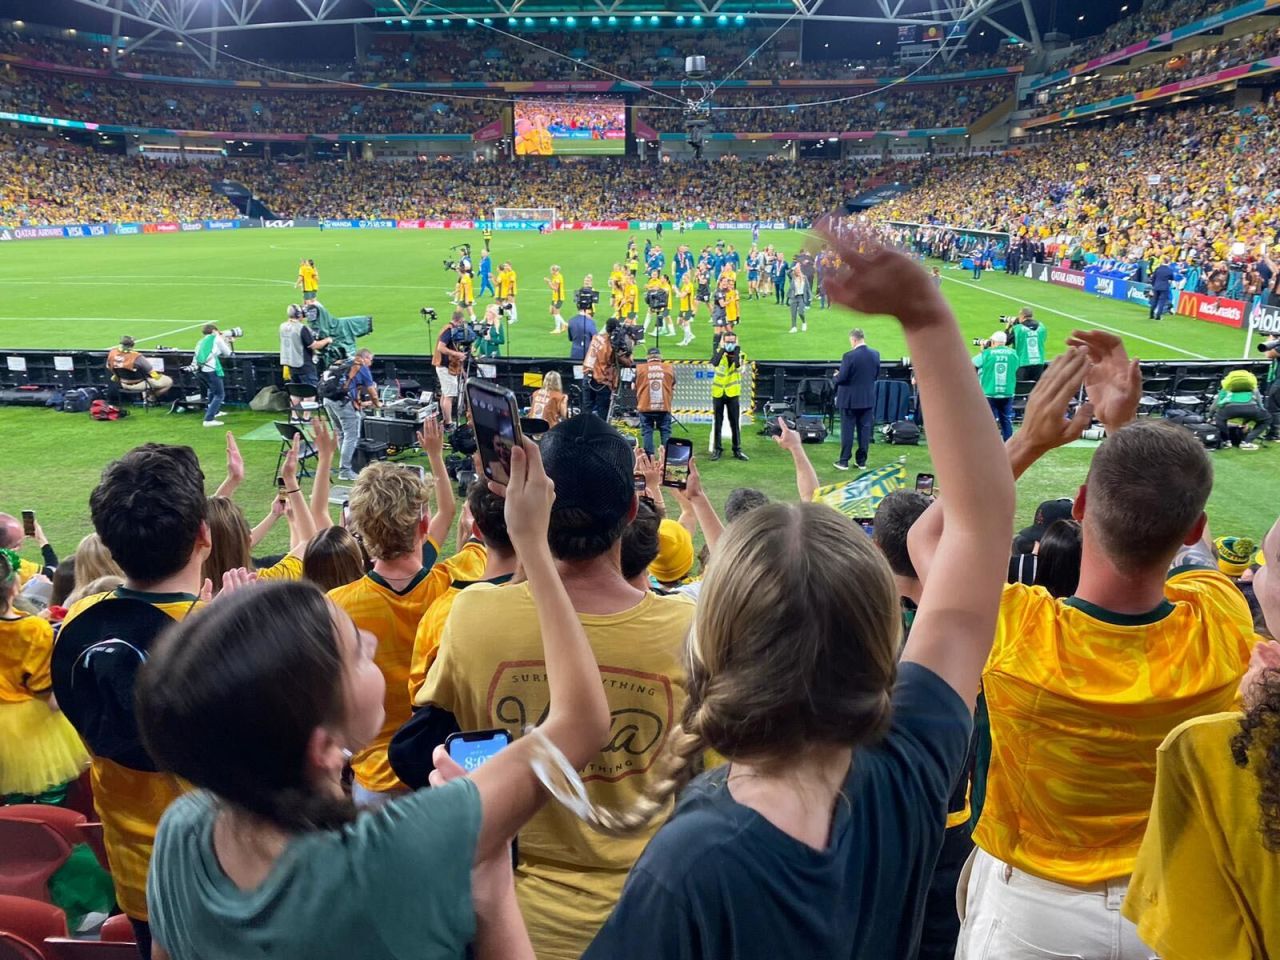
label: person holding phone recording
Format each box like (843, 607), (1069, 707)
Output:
(0, 511), (58, 586)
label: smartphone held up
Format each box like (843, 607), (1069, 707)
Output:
(466, 380), (524, 485)
(661, 438), (693, 490)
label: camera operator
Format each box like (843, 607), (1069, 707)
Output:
(1211, 368), (1272, 450)
(193, 323), (236, 427)
(583, 318), (634, 419)
(433, 309), (473, 429)
(279, 304), (332, 422)
(1008, 307), (1047, 381)
(323, 347), (379, 482)
(710, 329), (747, 462)
(568, 291), (598, 362)
(643, 268), (674, 338)
(105, 334), (173, 405)
(636, 346), (677, 456)
(972, 330), (1019, 441)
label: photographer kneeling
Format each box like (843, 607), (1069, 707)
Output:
(1211, 368), (1272, 450)
(583, 319), (636, 420)
(636, 346), (677, 456)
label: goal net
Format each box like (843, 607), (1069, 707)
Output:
(493, 207), (557, 228)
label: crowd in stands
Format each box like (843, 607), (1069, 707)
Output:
(1038, 24), (1280, 113)
(4, 227), (1279, 960)
(254, 156), (879, 221)
(648, 78), (1013, 133)
(1062, 0), (1233, 68)
(0, 133), (236, 225)
(1, 25), (1024, 86)
(881, 99), (1280, 276)
(0, 67), (499, 134)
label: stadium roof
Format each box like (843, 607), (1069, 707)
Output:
(50, 0), (1041, 31)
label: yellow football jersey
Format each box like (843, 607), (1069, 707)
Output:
(974, 571), (1253, 884)
(60, 588), (200, 921)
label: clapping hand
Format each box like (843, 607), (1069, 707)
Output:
(418, 417), (446, 459)
(815, 216), (943, 329)
(635, 449), (662, 494)
(1065, 330), (1142, 432)
(312, 418), (337, 463)
(1017, 347), (1094, 453)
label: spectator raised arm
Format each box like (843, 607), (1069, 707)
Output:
(820, 220), (1015, 707)
(418, 418), (456, 551)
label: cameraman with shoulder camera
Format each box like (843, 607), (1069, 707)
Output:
(643, 268), (674, 339)
(636, 346), (677, 456)
(434, 310), (474, 429)
(583, 318), (634, 419)
(193, 323), (236, 427)
(1009, 307), (1047, 381)
(972, 330), (1019, 441)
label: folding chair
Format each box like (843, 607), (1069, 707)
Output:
(1137, 375), (1174, 417)
(273, 421), (318, 480)
(285, 383), (326, 426)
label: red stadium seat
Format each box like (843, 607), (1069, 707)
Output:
(0, 809), (86, 849)
(0, 933), (46, 960)
(0, 895), (67, 960)
(62, 773), (96, 821)
(0, 822), (72, 902)
(97, 917), (131, 944)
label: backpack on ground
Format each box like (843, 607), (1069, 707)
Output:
(90, 399), (128, 421)
(884, 420), (920, 445)
(250, 385), (290, 412)
(61, 387), (100, 413)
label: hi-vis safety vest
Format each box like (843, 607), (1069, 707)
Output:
(711, 355), (741, 399)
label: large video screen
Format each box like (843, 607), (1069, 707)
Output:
(513, 96), (627, 156)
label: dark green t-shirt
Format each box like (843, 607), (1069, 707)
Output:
(148, 781), (480, 960)
(584, 663), (971, 960)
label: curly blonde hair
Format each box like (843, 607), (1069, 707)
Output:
(582, 501), (902, 835)
(347, 462), (431, 560)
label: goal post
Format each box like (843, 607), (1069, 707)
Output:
(493, 207), (557, 228)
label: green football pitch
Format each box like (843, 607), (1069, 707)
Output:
(0, 227), (1272, 567)
(0, 227), (1252, 362)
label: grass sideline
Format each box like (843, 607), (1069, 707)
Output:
(2, 402), (1275, 576)
(0, 228), (1249, 362)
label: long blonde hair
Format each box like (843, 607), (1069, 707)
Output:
(581, 501), (902, 834)
(73, 534), (123, 590)
(202, 497), (253, 591)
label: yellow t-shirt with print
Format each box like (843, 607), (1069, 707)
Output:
(975, 570), (1253, 885)
(329, 542), (485, 792)
(59, 588), (201, 921)
(1123, 712), (1280, 960)
(419, 583), (695, 960)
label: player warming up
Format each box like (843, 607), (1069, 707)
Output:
(546, 265), (568, 336)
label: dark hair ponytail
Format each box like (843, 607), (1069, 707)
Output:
(137, 581), (357, 832)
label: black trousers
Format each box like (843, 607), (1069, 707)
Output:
(839, 406), (874, 467)
(1266, 377), (1280, 419)
(713, 394), (741, 453)
(129, 918), (152, 959)
(1215, 401), (1273, 443)
(586, 379), (612, 419)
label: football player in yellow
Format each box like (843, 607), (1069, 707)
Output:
(620, 272), (639, 325)
(454, 267), (475, 323)
(723, 277), (741, 326)
(295, 258), (319, 302)
(545, 264), (567, 335)
(676, 269), (697, 347)
(514, 118), (553, 157)
(497, 261), (519, 325)
(609, 262), (626, 319)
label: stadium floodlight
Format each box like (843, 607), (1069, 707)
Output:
(425, 18), (435, 24)
(483, 17), (492, 24)
(549, 16), (559, 23)
(691, 15), (702, 24)
(649, 15), (659, 24)
(508, 16), (516, 24)
(591, 16), (600, 24)
(400, 18), (409, 25)
(607, 15), (617, 24)
(565, 16), (575, 25)
(466, 17), (476, 25)
(524, 17), (533, 25)
(734, 15), (745, 23)
(632, 15), (642, 24)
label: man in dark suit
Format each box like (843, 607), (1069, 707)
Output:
(1149, 259), (1175, 320)
(833, 327), (880, 471)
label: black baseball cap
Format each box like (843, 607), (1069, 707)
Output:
(1013, 497), (1075, 553)
(541, 414), (634, 521)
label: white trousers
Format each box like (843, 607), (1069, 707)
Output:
(954, 848), (1157, 960)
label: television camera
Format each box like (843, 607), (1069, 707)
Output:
(611, 322), (644, 361)
(1257, 339), (1280, 353)
(576, 287), (601, 312)
(681, 55), (713, 160)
